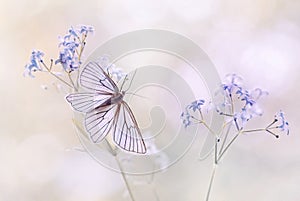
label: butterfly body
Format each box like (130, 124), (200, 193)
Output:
(110, 91), (125, 105)
(66, 62), (146, 154)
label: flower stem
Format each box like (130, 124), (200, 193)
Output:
(219, 123), (232, 156)
(205, 164), (217, 201)
(41, 61), (74, 89)
(67, 72), (77, 91)
(72, 119), (136, 201)
(104, 139), (136, 201)
(217, 132), (240, 162)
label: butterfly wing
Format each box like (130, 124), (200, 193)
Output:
(66, 92), (111, 113)
(80, 61), (118, 94)
(85, 104), (117, 143)
(113, 101), (146, 154)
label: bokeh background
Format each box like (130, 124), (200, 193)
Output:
(0, 0), (299, 201)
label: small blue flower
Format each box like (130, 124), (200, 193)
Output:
(221, 73), (243, 95)
(181, 110), (191, 128)
(241, 93), (255, 106)
(55, 49), (80, 72)
(250, 88), (269, 101)
(58, 38), (79, 51)
(188, 99), (205, 112)
(96, 55), (126, 81)
(24, 50), (44, 77)
(55, 24), (94, 72)
(68, 26), (79, 38)
(110, 67), (126, 82)
(78, 25), (94, 35)
(275, 110), (289, 135)
(234, 108), (251, 128)
(234, 104), (263, 129)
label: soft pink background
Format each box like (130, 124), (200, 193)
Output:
(0, 0), (299, 200)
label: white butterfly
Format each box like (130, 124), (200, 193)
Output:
(66, 62), (146, 154)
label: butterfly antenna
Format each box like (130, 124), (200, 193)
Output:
(123, 69), (137, 92)
(120, 74), (128, 91)
(126, 92), (149, 100)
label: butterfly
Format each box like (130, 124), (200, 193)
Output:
(66, 62), (146, 154)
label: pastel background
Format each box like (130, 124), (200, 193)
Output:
(0, 0), (299, 201)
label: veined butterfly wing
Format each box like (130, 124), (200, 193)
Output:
(80, 62), (118, 93)
(113, 101), (146, 154)
(85, 104), (117, 143)
(66, 92), (111, 113)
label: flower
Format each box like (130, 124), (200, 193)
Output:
(188, 99), (205, 112)
(55, 25), (94, 72)
(78, 25), (94, 35)
(234, 104), (262, 129)
(24, 50), (44, 77)
(55, 48), (80, 72)
(181, 110), (191, 128)
(96, 55), (126, 82)
(275, 110), (289, 135)
(221, 73), (243, 95)
(110, 67), (126, 82)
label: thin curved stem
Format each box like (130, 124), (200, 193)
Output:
(205, 164), (217, 201)
(104, 139), (136, 201)
(217, 132), (240, 162)
(41, 61), (74, 89)
(72, 119), (136, 201)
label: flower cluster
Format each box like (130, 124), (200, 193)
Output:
(181, 73), (290, 201)
(24, 24), (94, 81)
(275, 110), (290, 135)
(55, 25), (94, 72)
(181, 73), (289, 137)
(219, 74), (269, 129)
(180, 99), (205, 128)
(23, 50), (45, 77)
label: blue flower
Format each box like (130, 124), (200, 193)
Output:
(181, 110), (192, 128)
(55, 25), (94, 72)
(58, 37), (79, 51)
(68, 26), (79, 38)
(234, 104), (263, 129)
(24, 50), (44, 77)
(237, 87), (267, 107)
(275, 110), (289, 135)
(78, 25), (94, 35)
(96, 55), (126, 81)
(110, 67), (126, 82)
(55, 49), (80, 72)
(188, 99), (205, 112)
(221, 73), (243, 95)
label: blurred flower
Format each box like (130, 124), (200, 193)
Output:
(78, 25), (94, 35)
(275, 110), (289, 135)
(234, 104), (262, 129)
(189, 99), (205, 112)
(181, 109), (191, 128)
(24, 50), (44, 77)
(110, 67), (126, 82)
(250, 88), (269, 101)
(96, 55), (126, 82)
(221, 73), (243, 95)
